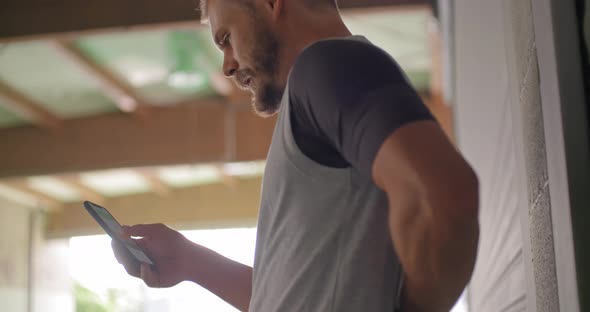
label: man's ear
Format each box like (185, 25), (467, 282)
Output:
(264, 0), (283, 20)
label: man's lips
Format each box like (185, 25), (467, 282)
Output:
(235, 71), (254, 90)
(237, 77), (253, 90)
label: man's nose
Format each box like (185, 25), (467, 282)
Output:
(223, 52), (238, 77)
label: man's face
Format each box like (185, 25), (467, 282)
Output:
(208, 0), (285, 116)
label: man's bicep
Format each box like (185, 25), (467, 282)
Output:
(289, 40), (433, 175)
(372, 121), (478, 219)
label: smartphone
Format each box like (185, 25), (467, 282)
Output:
(83, 201), (155, 267)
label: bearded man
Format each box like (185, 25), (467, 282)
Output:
(112, 1), (480, 311)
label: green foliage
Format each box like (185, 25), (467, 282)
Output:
(74, 281), (143, 312)
(74, 282), (111, 312)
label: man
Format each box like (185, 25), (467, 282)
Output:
(112, 0), (480, 311)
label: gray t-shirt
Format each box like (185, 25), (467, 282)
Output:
(249, 37), (432, 311)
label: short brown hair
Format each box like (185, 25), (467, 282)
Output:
(198, 0), (210, 24)
(198, 0), (337, 23)
(305, 0), (337, 8)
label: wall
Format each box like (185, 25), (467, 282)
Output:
(506, 1), (559, 311)
(31, 211), (73, 312)
(0, 197), (32, 311)
(453, 0), (560, 311)
(532, 0), (589, 309)
(0, 195), (73, 312)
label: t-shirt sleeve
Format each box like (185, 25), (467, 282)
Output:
(289, 39), (435, 177)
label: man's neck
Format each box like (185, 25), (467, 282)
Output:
(277, 12), (352, 87)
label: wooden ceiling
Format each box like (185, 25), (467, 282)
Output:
(0, 0), (431, 41)
(0, 1), (444, 236)
(0, 0), (435, 180)
(0, 102), (275, 178)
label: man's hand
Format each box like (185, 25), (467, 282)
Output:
(112, 223), (195, 288)
(111, 223), (253, 311)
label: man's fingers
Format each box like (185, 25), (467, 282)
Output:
(140, 263), (160, 288)
(123, 262), (140, 278)
(111, 240), (127, 264)
(134, 239), (152, 256)
(111, 240), (140, 277)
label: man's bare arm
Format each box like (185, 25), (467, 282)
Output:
(372, 121), (479, 311)
(182, 241), (253, 311)
(113, 224), (252, 312)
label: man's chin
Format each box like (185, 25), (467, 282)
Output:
(251, 84), (283, 117)
(251, 97), (280, 117)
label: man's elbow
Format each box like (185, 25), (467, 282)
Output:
(433, 165), (480, 268)
(459, 166), (480, 219)
(434, 165), (480, 224)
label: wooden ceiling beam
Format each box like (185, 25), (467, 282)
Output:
(339, 0), (431, 10)
(52, 40), (148, 114)
(424, 11), (455, 142)
(0, 102), (276, 178)
(137, 169), (173, 197)
(0, 80), (63, 131)
(46, 176), (262, 238)
(216, 164), (238, 189)
(0, 0), (429, 42)
(1, 179), (64, 210)
(0, 0), (201, 42)
(58, 174), (107, 204)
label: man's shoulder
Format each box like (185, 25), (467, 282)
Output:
(301, 36), (381, 56)
(292, 37), (390, 75)
(289, 36), (406, 99)
(290, 37), (399, 92)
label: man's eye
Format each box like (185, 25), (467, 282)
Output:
(221, 33), (230, 46)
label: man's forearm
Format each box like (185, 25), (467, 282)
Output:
(396, 214), (478, 311)
(389, 186), (479, 311)
(183, 241), (253, 312)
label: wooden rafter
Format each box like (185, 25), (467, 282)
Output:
(424, 11), (454, 142)
(0, 80), (63, 131)
(1, 179), (63, 210)
(46, 176), (263, 238)
(58, 174), (106, 204)
(52, 40), (148, 114)
(338, 0), (430, 9)
(0, 0), (430, 42)
(0, 102), (276, 178)
(0, 0), (200, 42)
(428, 13), (443, 98)
(137, 169), (172, 197)
(47, 178), (261, 238)
(216, 164), (237, 188)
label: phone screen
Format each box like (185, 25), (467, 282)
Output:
(83, 201), (154, 265)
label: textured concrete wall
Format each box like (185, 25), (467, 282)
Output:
(507, 1), (559, 311)
(0, 197), (31, 312)
(454, 0), (560, 311)
(454, 1), (528, 310)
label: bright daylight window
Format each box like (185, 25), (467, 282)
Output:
(70, 227), (468, 312)
(69, 228), (257, 312)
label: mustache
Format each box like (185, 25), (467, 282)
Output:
(234, 69), (256, 87)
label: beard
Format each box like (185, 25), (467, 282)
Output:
(245, 19), (284, 117)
